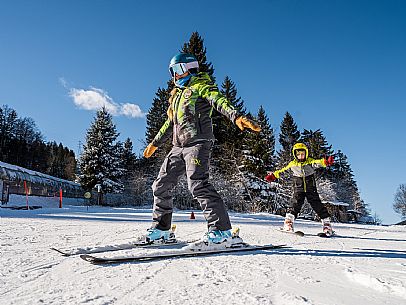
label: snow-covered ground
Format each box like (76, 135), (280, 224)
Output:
(1, 201), (405, 305)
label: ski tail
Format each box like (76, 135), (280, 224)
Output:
(51, 225), (194, 256)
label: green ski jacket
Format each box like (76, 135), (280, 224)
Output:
(152, 72), (239, 147)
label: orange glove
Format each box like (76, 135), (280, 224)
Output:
(143, 143), (158, 158)
(235, 116), (261, 132)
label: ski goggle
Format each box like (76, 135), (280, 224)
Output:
(169, 61), (199, 77)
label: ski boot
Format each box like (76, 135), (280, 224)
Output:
(205, 229), (231, 243)
(321, 217), (334, 236)
(145, 224), (176, 243)
(281, 213), (295, 232)
(205, 227), (243, 244)
(188, 228), (244, 251)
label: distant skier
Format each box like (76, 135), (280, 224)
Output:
(265, 143), (335, 235)
(143, 53), (261, 246)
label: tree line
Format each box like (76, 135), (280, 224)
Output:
(77, 32), (369, 217)
(4, 32), (389, 221)
(0, 104), (76, 180)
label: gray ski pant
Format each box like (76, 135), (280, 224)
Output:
(151, 141), (232, 231)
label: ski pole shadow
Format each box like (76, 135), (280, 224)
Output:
(330, 235), (406, 243)
(270, 247), (406, 259)
(84, 246), (406, 267)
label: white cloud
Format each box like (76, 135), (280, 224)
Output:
(121, 103), (145, 118)
(68, 86), (145, 118)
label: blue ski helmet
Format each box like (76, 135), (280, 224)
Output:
(168, 53), (199, 77)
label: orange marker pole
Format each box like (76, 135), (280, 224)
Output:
(59, 188), (63, 208)
(24, 180), (29, 210)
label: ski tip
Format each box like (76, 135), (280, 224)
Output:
(80, 254), (118, 264)
(80, 254), (98, 263)
(278, 228), (305, 237)
(317, 232), (333, 238)
(50, 247), (71, 256)
(295, 231), (305, 237)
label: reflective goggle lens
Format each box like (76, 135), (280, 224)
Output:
(169, 63), (187, 77)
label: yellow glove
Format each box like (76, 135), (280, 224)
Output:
(235, 116), (261, 132)
(143, 143), (158, 158)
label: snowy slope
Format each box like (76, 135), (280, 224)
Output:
(1, 204), (405, 305)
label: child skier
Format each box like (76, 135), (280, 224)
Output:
(143, 53), (261, 246)
(265, 143), (335, 235)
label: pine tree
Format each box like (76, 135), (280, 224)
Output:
(182, 32), (214, 78)
(79, 107), (124, 199)
(213, 76), (245, 147)
(121, 138), (137, 180)
(0, 105), (18, 161)
(241, 106), (275, 178)
(46, 142), (76, 180)
(278, 112), (300, 167)
(300, 129), (333, 160)
(328, 150), (368, 214)
(212, 76), (246, 171)
(144, 87), (172, 177)
(352, 192), (369, 216)
(63, 147), (77, 180)
(238, 106), (276, 212)
(27, 140), (48, 173)
(328, 150), (348, 179)
(145, 88), (171, 146)
(272, 112), (301, 213)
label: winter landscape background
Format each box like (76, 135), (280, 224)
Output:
(0, 1), (405, 223)
(1, 1), (406, 304)
(1, 199), (405, 305)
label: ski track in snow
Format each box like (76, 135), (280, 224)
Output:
(1, 206), (406, 305)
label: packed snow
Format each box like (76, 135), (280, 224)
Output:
(1, 199), (405, 305)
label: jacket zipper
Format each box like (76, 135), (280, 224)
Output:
(172, 90), (182, 144)
(173, 90), (181, 125)
(301, 164), (307, 193)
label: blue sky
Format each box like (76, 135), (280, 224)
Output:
(1, 0), (405, 224)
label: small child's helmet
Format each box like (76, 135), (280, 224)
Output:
(292, 143), (308, 161)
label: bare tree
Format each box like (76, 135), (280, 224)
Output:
(394, 184), (406, 219)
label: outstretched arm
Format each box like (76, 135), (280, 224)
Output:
(143, 119), (173, 158)
(197, 82), (261, 132)
(265, 161), (294, 182)
(274, 162), (294, 178)
(151, 119), (173, 148)
(309, 156), (334, 168)
(197, 82), (239, 122)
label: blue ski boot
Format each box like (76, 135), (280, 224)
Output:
(145, 228), (172, 243)
(204, 228), (244, 245)
(185, 228), (244, 251)
(205, 229), (232, 243)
